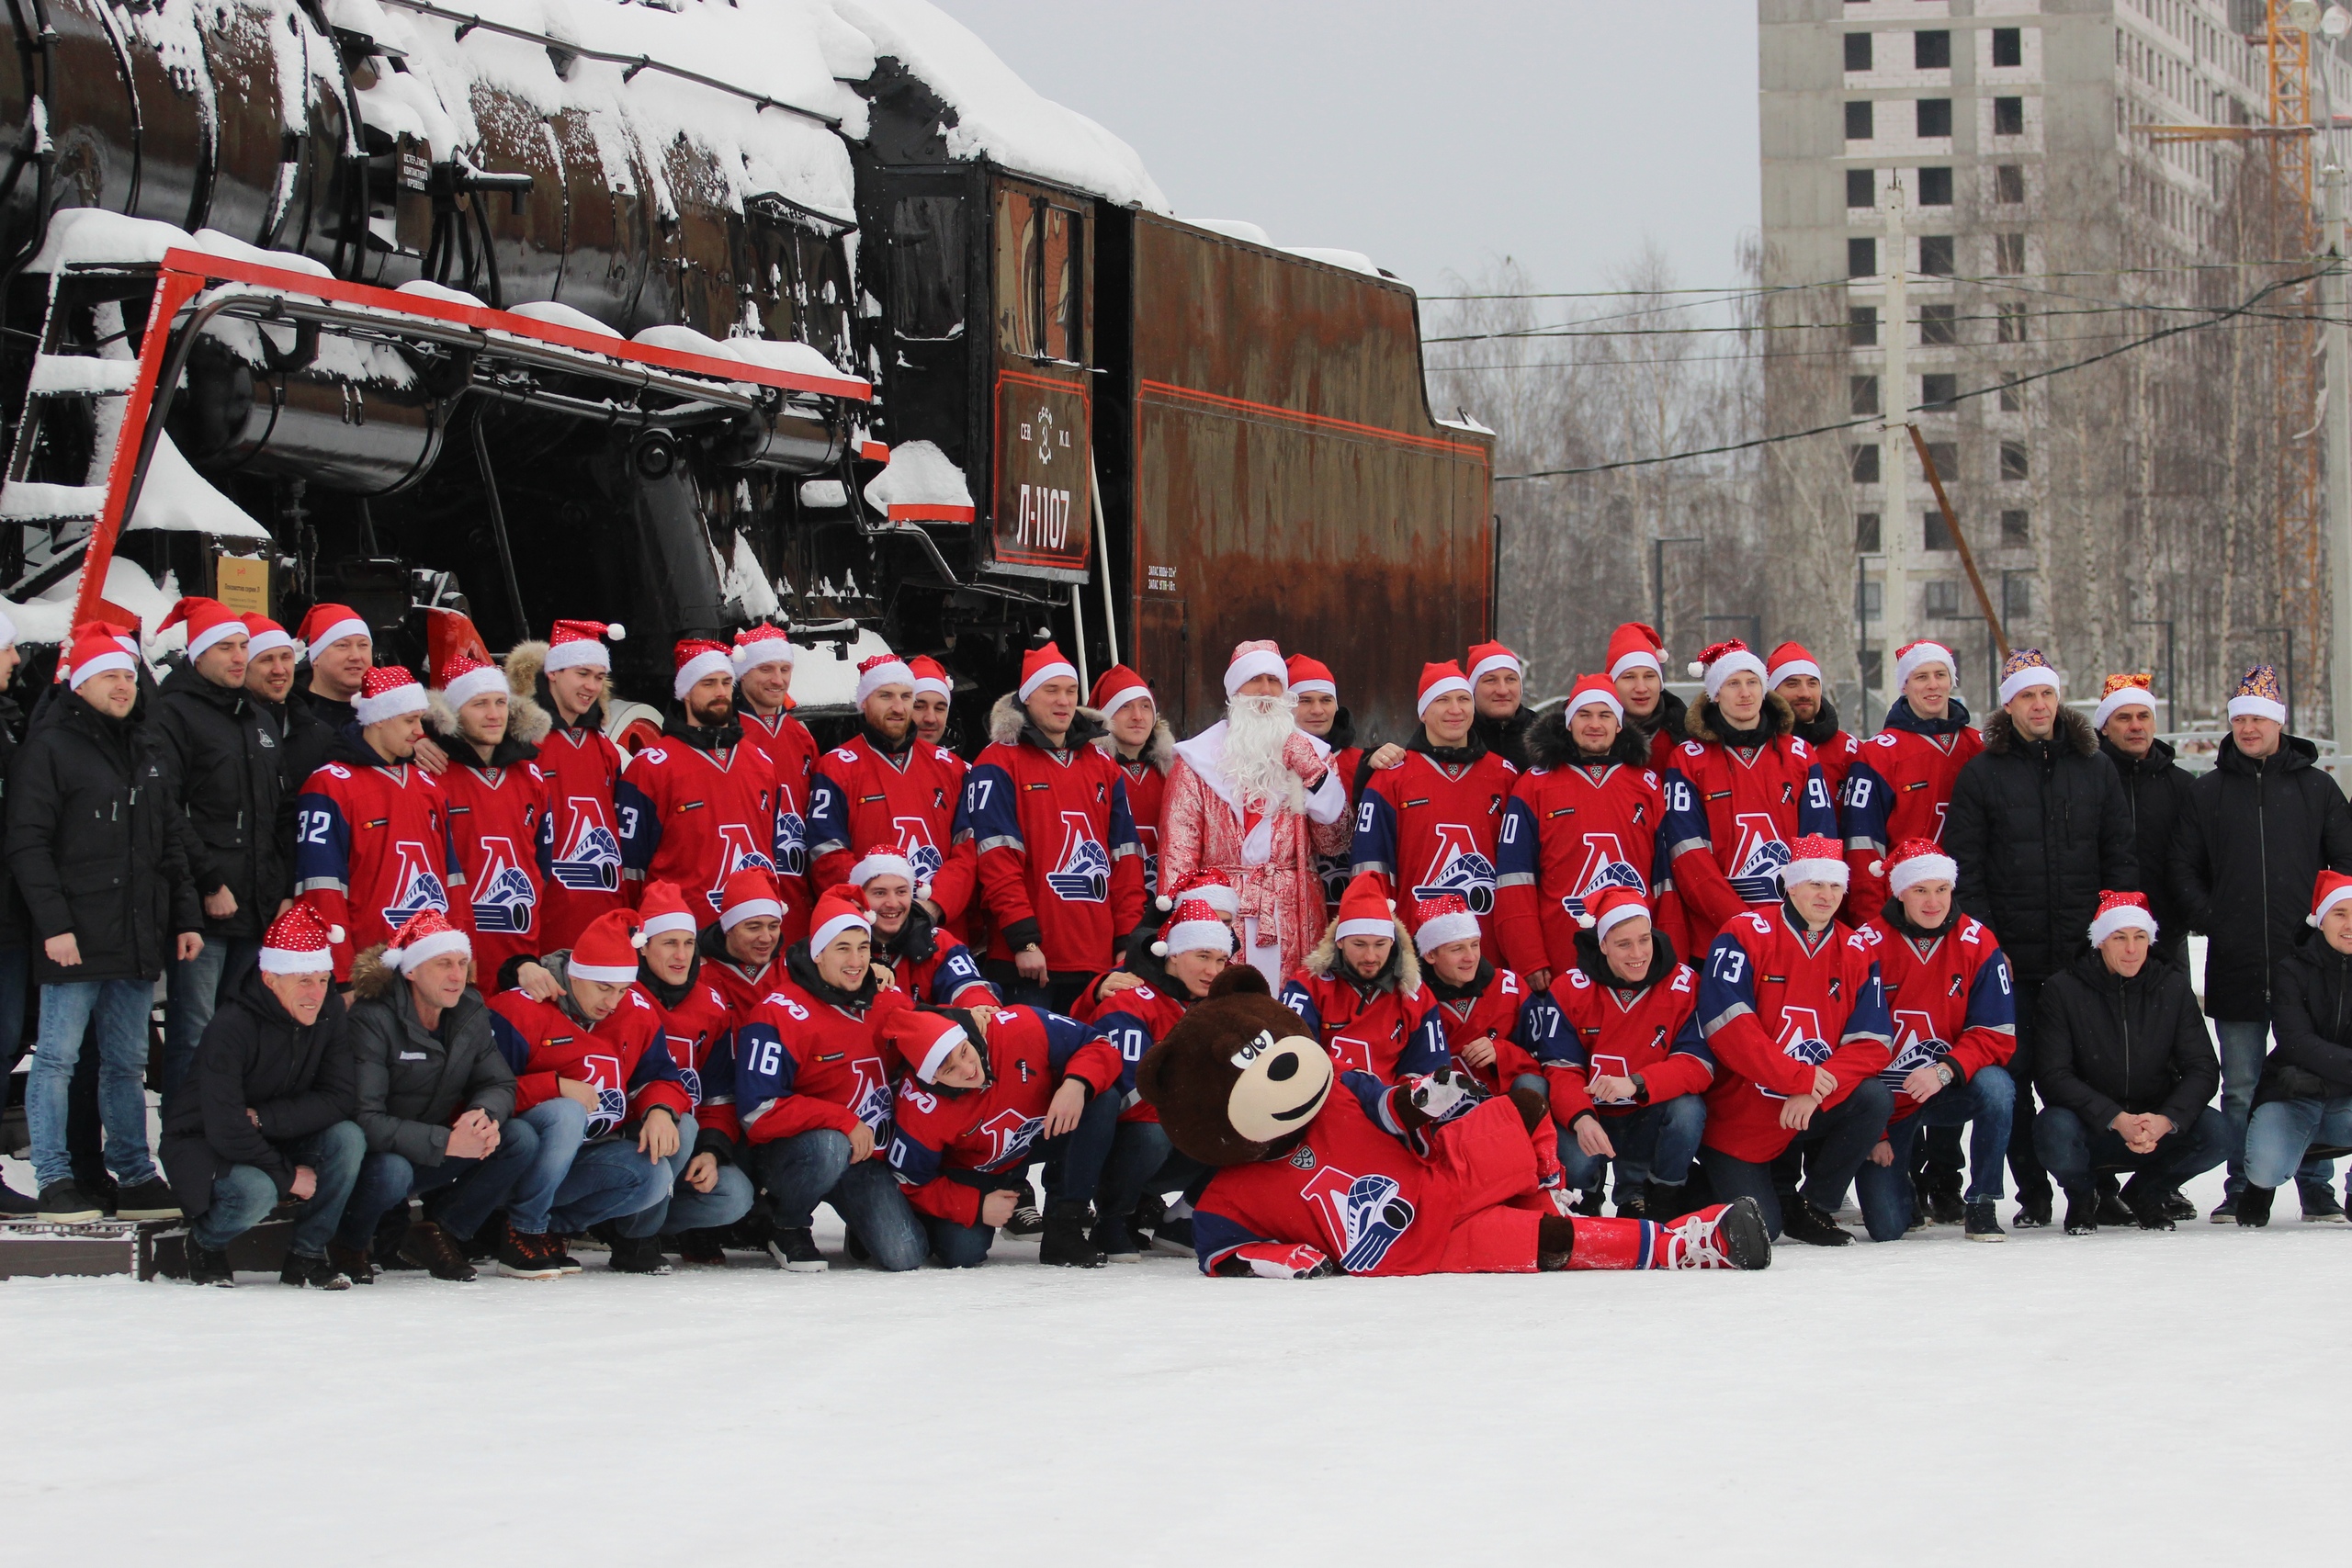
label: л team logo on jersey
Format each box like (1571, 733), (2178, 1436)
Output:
(1300, 1166), (1417, 1272)
(1046, 810), (1111, 902)
(1759, 1007), (1831, 1100)
(849, 1059), (894, 1136)
(893, 815), (945, 888)
(1411, 823), (1497, 915)
(664, 1035), (702, 1106)
(469, 836), (537, 934)
(381, 840), (451, 927)
(1563, 833), (1647, 919)
(1727, 812), (1792, 904)
(550, 796), (622, 892)
(1879, 1010), (1944, 1089)
(704, 823), (779, 914)
(773, 807), (808, 876)
(575, 1053), (627, 1136)
(978, 1107), (1044, 1168)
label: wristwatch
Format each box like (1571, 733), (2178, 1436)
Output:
(1934, 1062), (1955, 1089)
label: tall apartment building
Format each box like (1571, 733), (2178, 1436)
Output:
(1758, 1), (2352, 728)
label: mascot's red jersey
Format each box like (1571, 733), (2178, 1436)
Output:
(438, 755), (552, 978)
(1350, 749), (1519, 952)
(294, 750), (469, 980)
(535, 716), (628, 950)
(1852, 914), (2017, 1128)
(1495, 757), (1670, 977)
(1658, 731), (1837, 940)
(1695, 908), (1892, 1162)
(1538, 955), (1714, 1123)
(485, 986), (691, 1138)
(807, 732), (978, 925)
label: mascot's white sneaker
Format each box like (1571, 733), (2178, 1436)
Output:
(1657, 1197), (1772, 1270)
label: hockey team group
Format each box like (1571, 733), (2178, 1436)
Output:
(3, 597), (2346, 1288)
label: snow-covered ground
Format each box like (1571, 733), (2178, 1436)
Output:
(5, 1160), (2344, 1562)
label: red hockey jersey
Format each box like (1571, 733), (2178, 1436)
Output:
(731, 977), (912, 1145)
(1279, 966), (1450, 1084)
(615, 732), (786, 935)
(1695, 908), (1893, 1162)
(1350, 749), (1519, 951)
(883, 1007), (1122, 1226)
(438, 755), (553, 978)
(535, 719), (627, 951)
(806, 732), (978, 924)
(1658, 731), (1838, 940)
(1102, 745), (1170, 904)
(1086, 979), (1192, 1124)
(485, 986), (692, 1138)
(637, 967), (741, 1143)
(1539, 957), (1713, 1123)
(1838, 711), (1984, 919)
(1852, 914), (2018, 1128)
(1429, 965), (1552, 1095)
(740, 707), (818, 930)
(878, 920), (998, 1009)
(1495, 760), (1670, 977)
(957, 731), (1147, 970)
(293, 751), (469, 981)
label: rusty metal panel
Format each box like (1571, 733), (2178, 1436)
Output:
(1128, 215), (1493, 744)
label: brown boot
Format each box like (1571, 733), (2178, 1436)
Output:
(397, 1220), (479, 1282)
(325, 1241), (376, 1284)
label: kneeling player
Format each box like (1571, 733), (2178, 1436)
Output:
(1410, 893), (1566, 1197)
(854, 847), (998, 1008)
(1281, 873), (1447, 1082)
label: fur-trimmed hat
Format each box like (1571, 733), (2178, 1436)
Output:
(299, 603), (370, 660)
(1089, 663), (1154, 720)
(258, 902), (341, 974)
(718, 866), (784, 931)
(1606, 622), (1668, 680)
(1564, 672), (1623, 725)
(2229, 663), (2286, 726)
(1416, 660), (1472, 717)
(1410, 894), (1480, 955)
(1997, 647), (2062, 706)
(159, 596), (244, 660)
(1778, 833), (1849, 889)
(386, 908), (469, 974)
(638, 881), (698, 941)
(673, 638), (733, 700)
(1019, 643), (1080, 702)
(1155, 897), (1238, 959)
(1764, 640), (1821, 691)
(1223, 639), (1287, 697)
(2094, 672), (2159, 731)
(1882, 839), (1957, 895)
(570, 908), (647, 985)
(1333, 873), (1397, 942)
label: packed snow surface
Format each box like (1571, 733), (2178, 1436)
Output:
(1, 1163), (2341, 1561)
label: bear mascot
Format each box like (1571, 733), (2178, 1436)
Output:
(1136, 969), (1770, 1278)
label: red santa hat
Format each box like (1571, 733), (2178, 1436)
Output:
(1416, 660), (1472, 716)
(159, 596), (245, 660)
(1284, 654), (1337, 698)
(1018, 642), (1080, 702)
(2229, 663), (2287, 726)
(1883, 838), (1958, 895)
(1688, 639), (1769, 701)
(239, 613), (293, 660)
(386, 908), (470, 975)
(850, 843), (928, 898)
(637, 880), (698, 941)
(353, 665), (428, 725)
(672, 637), (734, 700)
(1778, 833), (1849, 890)
(1564, 672), (1623, 725)
(1410, 893), (1481, 955)
(888, 1009), (971, 1085)
(854, 651), (916, 706)
(729, 623), (794, 675)
(63, 622), (137, 691)
(569, 908), (648, 985)
(1764, 640), (1822, 690)
(1581, 883), (1651, 938)
(258, 901), (341, 975)
(1222, 639), (1288, 697)
(2311, 870), (2352, 927)
(2088, 889), (2157, 946)
(718, 865), (784, 931)
(808, 883), (874, 954)
(1606, 622), (1668, 681)
(1089, 663), (1153, 720)
(435, 650), (507, 710)
(1894, 639), (1955, 692)
(545, 618), (624, 674)
(1465, 640), (1522, 686)
(1154, 897), (1238, 959)
(908, 655), (953, 701)
(2094, 671), (2159, 732)
(1157, 871), (1239, 918)
(1332, 873), (1397, 943)
(1997, 647), (2062, 706)
(299, 603), (371, 660)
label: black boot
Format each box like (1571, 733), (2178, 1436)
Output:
(2063, 1188), (2099, 1235)
(765, 1226), (826, 1273)
(2013, 1189), (2053, 1230)
(1091, 1211), (1141, 1263)
(1641, 1179), (1690, 1223)
(2094, 1174), (2132, 1228)
(1924, 1175), (1965, 1225)
(2235, 1184), (2276, 1228)
(1778, 1200), (1853, 1247)
(327, 1242), (376, 1284)
(606, 1232), (673, 1275)
(278, 1252), (353, 1290)
(2119, 1174), (2176, 1231)
(186, 1241), (235, 1286)
(1038, 1200), (1105, 1268)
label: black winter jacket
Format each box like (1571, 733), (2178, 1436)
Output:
(282, 685), (356, 790)
(2264, 939), (2352, 1108)
(0, 691), (27, 947)
(157, 971), (356, 1217)
(1471, 706), (1532, 771)
(5, 689), (202, 985)
(2099, 735), (2196, 971)
(2171, 735), (2352, 1021)
(2034, 949), (2219, 1132)
(153, 662), (290, 940)
(1943, 707), (2135, 989)
(345, 969), (515, 1165)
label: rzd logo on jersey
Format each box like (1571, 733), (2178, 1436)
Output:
(892, 816), (945, 889)
(1300, 1165), (1417, 1272)
(550, 797), (622, 893)
(380, 841), (451, 927)
(1727, 813), (1792, 904)
(1878, 1009), (1944, 1089)
(1045, 811), (1111, 902)
(1411, 823), (1496, 915)
(1758, 1007), (1831, 1100)
(575, 1053), (627, 1136)
(469, 837), (537, 934)
(977, 1107), (1044, 1168)
(704, 822), (779, 914)
(1562, 833), (1647, 920)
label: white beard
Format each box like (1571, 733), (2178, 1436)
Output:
(1222, 694), (1305, 814)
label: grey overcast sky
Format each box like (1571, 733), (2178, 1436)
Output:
(927, 0), (1764, 297)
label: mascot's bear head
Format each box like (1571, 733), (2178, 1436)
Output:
(1136, 967), (1332, 1167)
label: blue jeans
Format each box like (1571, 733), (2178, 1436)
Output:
(1096, 1120), (1211, 1224)
(1556, 1095), (1707, 1192)
(332, 1115), (550, 1248)
(1853, 1066), (2017, 1240)
(2034, 1104), (2231, 1194)
(542, 1107), (676, 1239)
(1039, 1083), (1123, 1206)
(2216, 1021), (2334, 1200)
(163, 937), (260, 1100)
(1697, 1078), (1895, 1239)
(753, 1128), (927, 1270)
(2245, 1096), (2352, 1191)
(618, 1111), (754, 1236)
(28, 977), (158, 1189)
(924, 1212), (998, 1268)
(190, 1121), (365, 1256)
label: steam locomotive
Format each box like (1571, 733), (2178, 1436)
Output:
(0, 0), (1493, 746)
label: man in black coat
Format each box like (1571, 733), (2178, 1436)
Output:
(2237, 874), (2352, 1225)
(1942, 650), (2137, 1226)
(2172, 663), (2352, 1221)
(0, 611), (30, 1211)
(153, 597), (291, 1099)
(7, 626), (205, 1224)
(279, 602), (372, 787)
(158, 904), (363, 1287)
(2031, 893), (2225, 1233)
(2093, 675), (2195, 971)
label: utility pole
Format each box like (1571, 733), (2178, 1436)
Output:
(1879, 178), (1914, 687)
(2326, 160), (2352, 750)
